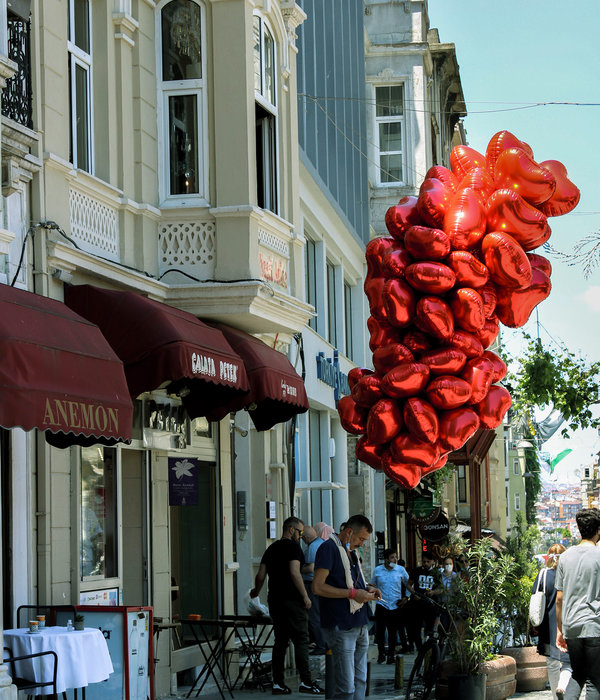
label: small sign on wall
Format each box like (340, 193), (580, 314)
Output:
(168, 457), (199, 506)
(267, 520), (277, 539)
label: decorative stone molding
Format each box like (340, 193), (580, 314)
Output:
(0, 54), (17, 90)
(1, 117), (41, 196)
(280, 1), (306, 53)
(0, 226), (14, 255)
(113, 11), (139, 47)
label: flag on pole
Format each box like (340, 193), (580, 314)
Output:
(550, 449), (572, 473)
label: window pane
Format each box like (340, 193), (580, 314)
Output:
(256, 103), (277, 212)
(380, 154), (403, 183)
(327, 263), (337, 347)
(162, 0), (202, 81)
(169, 94), (199, 195)
(376, 85), (404, 117)
(379, 122), (402, 152)
(264, 26), (275, 106)
(253, 16), (262, 93)
(75, 63), (90, 172)
(73, 0), (90, 53)
(306, 238), (317, 330)
(344, 283), (352, 358)
(81, 447), (117, 579)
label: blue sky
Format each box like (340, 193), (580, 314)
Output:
(427, 0), (600, 481)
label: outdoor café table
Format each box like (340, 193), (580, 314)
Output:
(219, 614), (273, 691)
(181, 618), (247, 699)
(4, 625), (114, 696)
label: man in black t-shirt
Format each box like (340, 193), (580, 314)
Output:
(251, 517), (324, 695)
(406, 554), (443, 651)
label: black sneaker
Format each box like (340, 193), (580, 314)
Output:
(272, 683), (292, 695)
(387, 655), (396, 664)
(377, 653), (386, 664)
(299, 681), (325, 694)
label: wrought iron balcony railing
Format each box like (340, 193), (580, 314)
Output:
(3, 14), (33, 129)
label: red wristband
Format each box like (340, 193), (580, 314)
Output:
(349, 587), (357, 599)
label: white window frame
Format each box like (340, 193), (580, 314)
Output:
(253, 12), (279, 215)
(374, 83), (405, 187)
(68, 0), (93, 173)
(515, 493), (521, 511)
(156, 0), (208, 207)
(513, 458), (520, 476)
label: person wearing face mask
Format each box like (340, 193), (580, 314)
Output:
(369, 549), (410, 663)
(440, 557), (457, 600)
(406, 553), (443, 651)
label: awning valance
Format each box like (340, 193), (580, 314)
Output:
(0, 284), (133, 448)
(207, 324), (309, 431)
(64, 285), (250, 420)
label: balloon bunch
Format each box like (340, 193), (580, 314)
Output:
(338, 130), (580, 490)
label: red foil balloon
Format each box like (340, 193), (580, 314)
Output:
(480, 284), (498, 318)
(482, 232), (532, 289)
(450, 288), (485, 333)
(351, 374), (384, 407)
(403, 397), (440, 444)
(486, 189), (550, 251)
(373, 343), (414, 376)
(401, 329), (432, 354)
(495, 268), (551, 328)
(364, 277), (388, 322)
(421, 452), (449, 476)
(447, 250), (489, 288)
(390, 432), (440, 469)
(476, 317), (500, 349)
(381, 362), (430, 398)
(383, 278), (416, 327)
(438, 407), (480, 452)
(404, 226), (451, 260)
(458, 167), (494, 202)
(420, 348), (467, 375)
(483, 350), (507, 382)
(382, 456), (422, 489)
(426, 375), (473, 409)
(417, 178), (454, 228)
(461, 356), (494, 404)
(415, 296), (455, 341)
(348, 367), (373, 390)
(337, 396), (369, 435)
(368, 316), (402, 352)
(476, 385), (512, 429)
(356, 435), (386, 470)
(493, 147), (556, 205)
(405, 261), (456, 295)
(385, 196), (421, 241)
(444, 330), (484, 359)
(486, 130), (534, 178)
(537, 160), (580, 217)
(527, 252), (552, 278)
(367, 399), (403, 444)
(382, 247), (413, 278)
(425, 165), (458, 193)
(365, 237), (398, 280)
(443, 188), (486, 250)
(450, 145), (486, 180)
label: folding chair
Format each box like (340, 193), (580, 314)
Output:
(4, 647), (63, 699)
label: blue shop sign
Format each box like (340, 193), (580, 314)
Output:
(316, 350), (350, 401)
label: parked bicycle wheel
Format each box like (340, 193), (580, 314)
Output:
(405, 639), (440, 700)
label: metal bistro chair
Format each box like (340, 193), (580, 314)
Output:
(3, 647), (62, 699)
(16, 605), (77, 629)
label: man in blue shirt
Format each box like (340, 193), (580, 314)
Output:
(313, 515), (382, 700)
(370, 549), (409, 663)
(301, 526), (327, 654)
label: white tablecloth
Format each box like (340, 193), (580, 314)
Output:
(4, 626), (114, 694)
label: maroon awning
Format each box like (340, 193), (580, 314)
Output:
(207, 324), (309, 431)
(64, 285), (250, 420)
(0, 284), (133, 448)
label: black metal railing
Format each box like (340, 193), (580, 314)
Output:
(3, 14), (33, 129)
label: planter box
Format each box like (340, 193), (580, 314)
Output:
(436, 655), (516, 700)
(500, 646), (548, 692)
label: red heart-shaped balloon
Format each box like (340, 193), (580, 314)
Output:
(493, 148), (556, 205)
(419, 347), (467, 375)
(356, 435), (386, 470)
(486, 189), (550, 251)
(364, 277), (388, 322)
(381, 362), (430, 398)
(450, 145), (486, 180)
(420, 452), (449, 477)
(382, 455), (422, 489)
(373, 343), (414, 376)
(476, 385), (512, 429)
(348, 367), (373, 390)
(482, 350), (507, 382)
(415, 296), (455, 341)
(390, 432), (440, 469)
(476, 317), (500, 349)
(486, 130), (534, 178)
(337, 395), (369, 435)
(367, 399), (403, 444)
(404, 226), (451, 260)
(458, 167), (494, 202)
(403, 397), (440, 444)
(385, 196), (422, 241)
(536, 160), (580, 217)
(351, 374), (385, 407)
(417, 178), (454, 228)
(461, 356), (495, 404)
(382, 247), (413, 278)
(494, 268), (552, 328)
(443, 330), (484, 359)
(365, 237), (399, 280)
(450, 288), (485, 333)
(438, 407), (480, 451)
(401, 329), (432, 354)
(447, 250), (489, 288)
(480, 284), (498, 318)
(405, 261), (456, 295)
(368, 316), (402, 351)
(426, 375), (473, 409)
(526, 252), (552, 278)
(425, 165), (459, 193)
(482, 232), (532, 289)
(382, 278), (416, 327)
(444, 189), (486, 250)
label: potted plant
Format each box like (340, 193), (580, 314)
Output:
(74, 613), (85, 631)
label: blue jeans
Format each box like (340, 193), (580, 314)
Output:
(325, 625), (369, 700)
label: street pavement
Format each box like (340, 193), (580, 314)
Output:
(167, 646), (555, 700)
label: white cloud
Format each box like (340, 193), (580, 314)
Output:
(579, 286), (600, 312)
